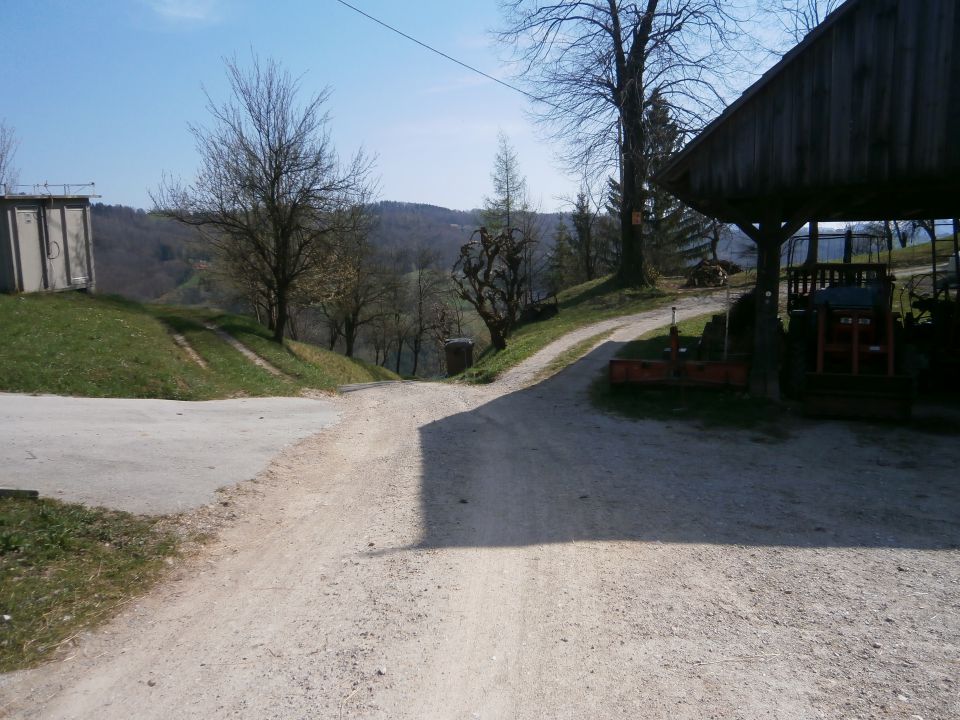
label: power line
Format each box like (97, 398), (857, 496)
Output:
(331, 0), (544, 106)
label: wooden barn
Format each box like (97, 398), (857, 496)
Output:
(658, 0), (960, 398)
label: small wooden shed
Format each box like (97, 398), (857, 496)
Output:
(0, 192), (97, 294)
(657, 0), (960, 397)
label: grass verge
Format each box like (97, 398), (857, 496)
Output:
(590, 313), (789, 435)
(534, 330), (614, 383)
(0, 497), (179, 672)
(459, 276), (676, 384)
(0, 292), (397, 400)
(851, 238), (958, 270)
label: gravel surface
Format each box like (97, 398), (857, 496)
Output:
(2, 298), (958, 719)
(0, 394), (338, 514)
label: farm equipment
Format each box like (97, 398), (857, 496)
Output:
(898, 252), (960, 389)
(783, 263), (913, 418)
(608, 306), (750, 390)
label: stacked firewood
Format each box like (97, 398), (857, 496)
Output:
(684, 259), (744, 288)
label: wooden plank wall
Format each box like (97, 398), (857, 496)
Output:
(685, 0), (958, 200)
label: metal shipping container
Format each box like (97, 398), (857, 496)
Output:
(0, 193), (96, 294)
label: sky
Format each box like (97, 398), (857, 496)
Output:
(0, 0), (577, 212)
(0, 1), (777, 214)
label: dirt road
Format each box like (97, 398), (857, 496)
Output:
(3, 296), (959, 719)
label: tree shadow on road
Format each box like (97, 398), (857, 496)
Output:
(415, 341), (960, 551)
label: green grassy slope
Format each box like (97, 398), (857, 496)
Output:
(459, 276), (676, 383)
(0, 293), (397, 399)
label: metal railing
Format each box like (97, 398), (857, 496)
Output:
(2, 182), (98, 196)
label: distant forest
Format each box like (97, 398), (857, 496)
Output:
(92, 201), (567, 303)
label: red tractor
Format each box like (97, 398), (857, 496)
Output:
(783, 263), (913, 418)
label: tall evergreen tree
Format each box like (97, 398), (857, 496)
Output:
(482, 131), (528, 232)
(547, 218), (578, 292)
(642, 92), (710, 273)
(570, 190), (598, 281)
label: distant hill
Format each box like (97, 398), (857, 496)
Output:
(369, 201), (481, 267)
(92, 204), (208, 301)
(91, 201), (564, 303)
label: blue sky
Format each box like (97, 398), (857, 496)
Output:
(0, 0), (580, 211)
(1, 1), (775, 213)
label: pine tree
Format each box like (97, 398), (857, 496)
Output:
(547, 219), (578, 292)
(642, 92), (710, 274)
(482, 131), (528, 232)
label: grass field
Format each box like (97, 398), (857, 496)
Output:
(458, 276), (676, 384)
(0, 293), (397, 400)
(0, 497), (180, 671)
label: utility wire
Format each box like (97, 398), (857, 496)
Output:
(331, 0), (545, 106)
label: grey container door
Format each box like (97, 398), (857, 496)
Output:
(14, 207), (45, 292)
(63, 206), (91, 285)
(44, 206), (69, 289)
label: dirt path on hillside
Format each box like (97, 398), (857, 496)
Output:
(2, 299), (959, 719)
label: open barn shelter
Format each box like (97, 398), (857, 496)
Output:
(658, 0), (960, 398)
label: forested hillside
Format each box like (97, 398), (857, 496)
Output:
(92, 201), (504, 303)
(92, 204), (208, 301)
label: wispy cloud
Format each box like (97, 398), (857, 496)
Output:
(145, 0), (220, 24)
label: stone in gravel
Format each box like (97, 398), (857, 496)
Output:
(377, 667), (387, 676)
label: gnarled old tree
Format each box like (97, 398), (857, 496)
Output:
(498, 1), (745, 287)
(452, 227), (531, 351)
(153, 55), (373, 342)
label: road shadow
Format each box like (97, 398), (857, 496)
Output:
(415, 341), (960, 551)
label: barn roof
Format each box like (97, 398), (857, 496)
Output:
(657, 0), (960, 225)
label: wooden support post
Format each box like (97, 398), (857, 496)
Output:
(749, 221), (785, 401)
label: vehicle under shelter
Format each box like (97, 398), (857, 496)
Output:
(657, 0), (960, 402)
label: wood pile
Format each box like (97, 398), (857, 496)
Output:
(685, 259), (744, 288)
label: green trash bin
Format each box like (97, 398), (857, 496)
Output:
(444, 338), (474, 376)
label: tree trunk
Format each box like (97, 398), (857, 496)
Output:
(344, 318), (357, 358)
(617, 151), (649, 287)
(489, 326), (507, 351)
(748, 232), (783, 401)
(804, 221), (819, 265)
(843, 228), (853, 264)
(272, 291), (288, 343)
(410, 334), (421, 376)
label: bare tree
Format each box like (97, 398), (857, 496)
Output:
(763, 0), (844, 46)
(452, 227), (532, 351)
(0, 120), (19, 192)
(320, 213), (397, 358)
(498, 1), (745, 287)
(406, 247), (447, 376)
(483, 132), (541, 304)
(153, 55), (373, 343)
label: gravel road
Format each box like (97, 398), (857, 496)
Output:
(2, 296), (958, 719)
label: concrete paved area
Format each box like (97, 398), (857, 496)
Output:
(0, 393), (339, 515)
